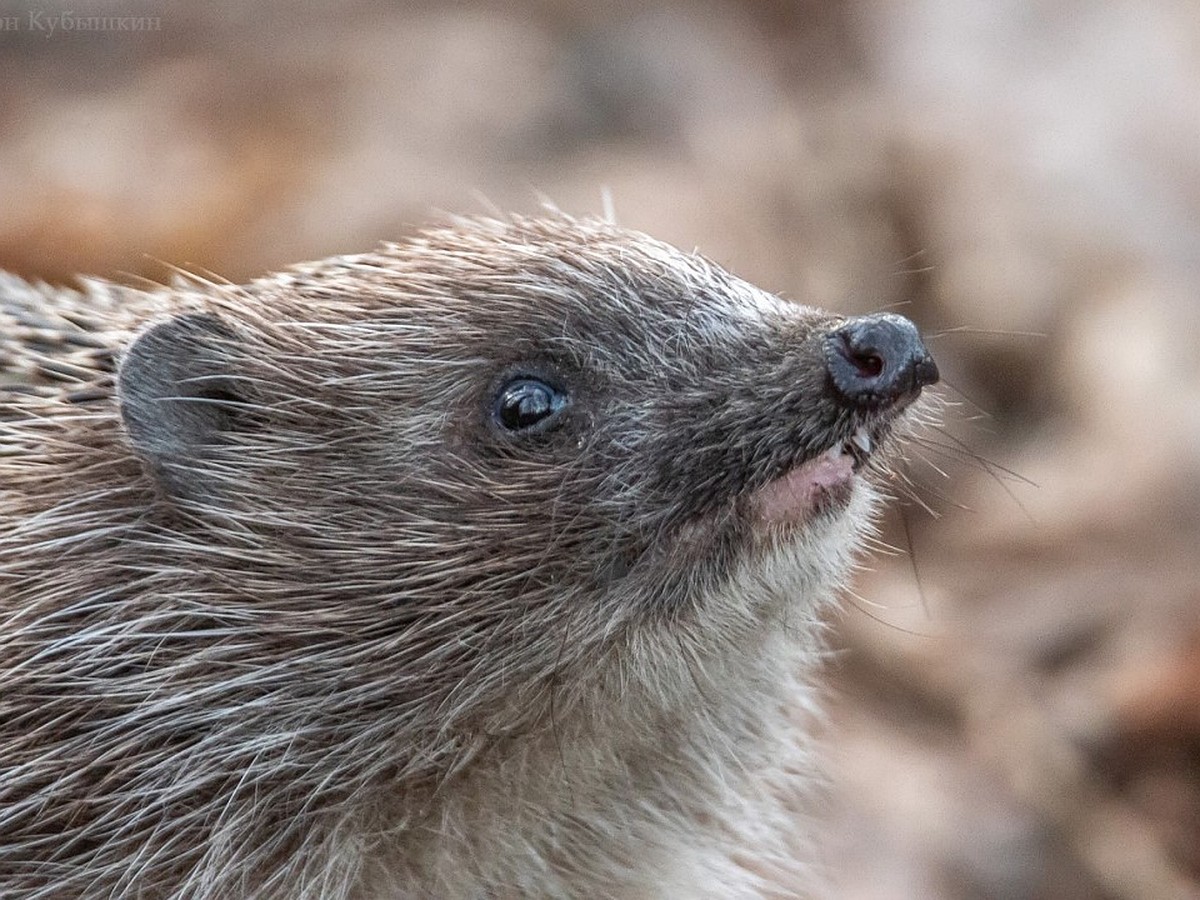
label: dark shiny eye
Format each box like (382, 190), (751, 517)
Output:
(494, 378), (568, 432)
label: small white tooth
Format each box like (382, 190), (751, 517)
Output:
(824, 445), (842, 462)
(852, 428), (872, 455)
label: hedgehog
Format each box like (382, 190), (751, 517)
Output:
(0, 214), (938, 899)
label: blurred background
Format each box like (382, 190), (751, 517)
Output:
(2, 1), (1198, 897)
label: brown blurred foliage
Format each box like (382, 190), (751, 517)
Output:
(2, 1), (1198, 897)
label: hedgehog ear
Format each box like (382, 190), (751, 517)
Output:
(118, 313), (247, 499)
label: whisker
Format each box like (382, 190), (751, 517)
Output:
(925, 326), (1047, 339)
(898, 507), (931, 620)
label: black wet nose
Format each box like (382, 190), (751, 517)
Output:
(824, 313), (939, 408)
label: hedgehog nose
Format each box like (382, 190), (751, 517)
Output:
(824, 313), (939, 407)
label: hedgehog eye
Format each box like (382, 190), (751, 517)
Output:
(494, 377), (568, 432)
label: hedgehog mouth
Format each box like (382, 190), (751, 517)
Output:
(754, 424), (881, 527)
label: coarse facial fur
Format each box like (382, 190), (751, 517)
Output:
(0, 215), (930, 898)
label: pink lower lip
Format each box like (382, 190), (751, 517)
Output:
(754, 450), (855, 526)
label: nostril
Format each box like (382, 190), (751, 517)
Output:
(840, 333), (885, 380)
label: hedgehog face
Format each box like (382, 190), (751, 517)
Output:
(114, 218), (935, 692)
